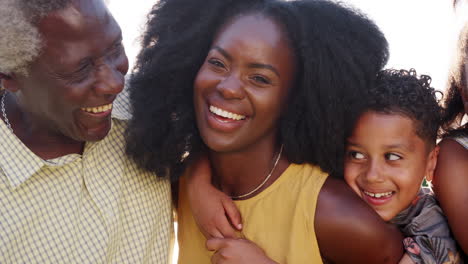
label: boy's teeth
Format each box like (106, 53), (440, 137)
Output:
(364, 190), (393, 198)
(209, 105), (246, 121)
(82, 103), (113, 113)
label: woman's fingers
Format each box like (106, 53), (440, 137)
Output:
(222, 197), (243, 231)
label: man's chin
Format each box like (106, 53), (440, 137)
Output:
(78, 122), (112, 142)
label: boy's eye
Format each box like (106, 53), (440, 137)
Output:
(350, 151), (365, 160)
(385, 153), (402, 161)
(251, 75), (271, 85)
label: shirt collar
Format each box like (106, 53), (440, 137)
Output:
(111, 87), (132, 121)
(0, 119), (46, 188)
(0, 89), (132, 188)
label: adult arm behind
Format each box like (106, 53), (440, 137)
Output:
(433, 138), (468, 254)
(316, 177), (404, 264)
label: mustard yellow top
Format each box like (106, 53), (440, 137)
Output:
(177, 163), (328, 264)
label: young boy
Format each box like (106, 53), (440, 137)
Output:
(343, 69), (463, 263)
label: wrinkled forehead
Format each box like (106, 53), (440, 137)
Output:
(39, 0), (115, 39)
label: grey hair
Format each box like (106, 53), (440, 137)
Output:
(0, 0), (71, 75)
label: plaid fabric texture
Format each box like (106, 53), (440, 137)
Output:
(0, 92), (173, 263)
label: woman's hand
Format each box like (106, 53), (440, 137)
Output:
(185, 155), (242, 238)
(207, 238), (278, 264)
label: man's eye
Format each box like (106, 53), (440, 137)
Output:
(69, 73), (89, 84)
(109, 43), (123, 59)
(385, 153), (402, 161)
(68, 66), (92, 84)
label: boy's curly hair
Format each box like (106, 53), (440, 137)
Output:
(363, 69), (443, 148)
(125, 0), (389, 181)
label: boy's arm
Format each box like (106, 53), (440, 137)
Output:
(185, 155), (242, 239)
(433, 138), (468, 254)
(315, 177), (404, 264)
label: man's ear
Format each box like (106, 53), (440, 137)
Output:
(425, 145), (439, 182)
(0, 73), (20, 92)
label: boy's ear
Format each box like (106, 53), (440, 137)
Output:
(0, 73), (20, 93)
(425, 145), (440, 182)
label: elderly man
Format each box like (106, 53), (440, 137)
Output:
(0, 0), (172, 263)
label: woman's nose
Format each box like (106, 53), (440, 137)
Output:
(216, 74), (245, 100)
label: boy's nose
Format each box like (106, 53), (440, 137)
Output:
(364, 161), (385, 183)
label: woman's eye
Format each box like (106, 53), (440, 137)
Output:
(207, 59), (225, 68)
(385, 153), (402, 161)
(350, 151), (365, 160)
(251, 75), (270, 85)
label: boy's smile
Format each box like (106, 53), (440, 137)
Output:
(344, 111), (438, 221)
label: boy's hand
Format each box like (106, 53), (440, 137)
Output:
(186, 155), (242, 239)
(207, 238), (278, 264)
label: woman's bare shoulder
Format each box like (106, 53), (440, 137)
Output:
(433, 137), (468, 253)
(315, 177), (403, 264)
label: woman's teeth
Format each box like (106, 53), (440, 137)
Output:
(81, 103), (113, 113)
(209, 105), (246, 121)
(363, 190), (393, 198)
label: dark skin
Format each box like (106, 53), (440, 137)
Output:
(185, 13), (403, 264)
(0, 0), (128, 160)
(187, 14), (295, 263)
(434, 139), (468, 254)
(187, 159), (404, 264)
(315, 178), (404, 263)
(433, 58), (468, 254)
(192, 14), (295, 198)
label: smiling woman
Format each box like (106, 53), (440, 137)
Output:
(193, 14), (296, 154)
(125, 0), (405, 263)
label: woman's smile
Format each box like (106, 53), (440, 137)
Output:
(193, 14), (296, 153)
(209, 105), (246, 121)
(206, 104), (248, 133)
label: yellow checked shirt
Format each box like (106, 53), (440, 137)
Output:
(0, 92), (173, 263)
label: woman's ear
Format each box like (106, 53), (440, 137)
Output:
(425, 145), (439, 182)
(0, 73), (20, 92)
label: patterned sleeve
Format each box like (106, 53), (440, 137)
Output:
(392, 191), (464, 264)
